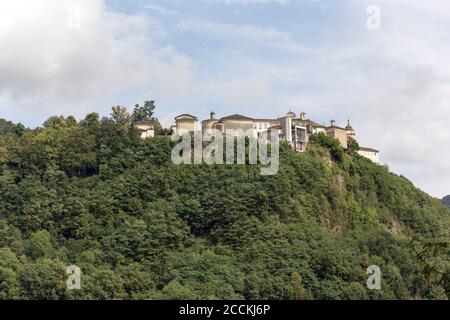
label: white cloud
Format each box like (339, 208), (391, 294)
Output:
(0, 0), (193, 121)
(344, 0), (450, 197)
(144, 4), (176, 16)
(175, 20), (313, 55)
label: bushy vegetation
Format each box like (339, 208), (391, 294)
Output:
(0, 107), (448, 300)
(0, 118), (13, 135)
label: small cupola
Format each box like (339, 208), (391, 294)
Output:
(286, 111), (296, 118)
(345, 119), (354, 131)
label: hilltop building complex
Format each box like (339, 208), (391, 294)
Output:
(169, 111), (380, 164)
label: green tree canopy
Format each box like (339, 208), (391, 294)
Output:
(132, 100), (156, 123)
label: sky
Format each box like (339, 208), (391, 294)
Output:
(0, 0), (449, 198)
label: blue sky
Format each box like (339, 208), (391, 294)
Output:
(0, 0), (450, 197)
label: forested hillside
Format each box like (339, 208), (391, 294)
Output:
(0, 108), (448, 300)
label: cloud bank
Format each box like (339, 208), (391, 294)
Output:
(0, 0), (193, 122)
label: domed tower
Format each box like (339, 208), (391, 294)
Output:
(346, 119), (356, 140)
(286, 111), (296, 118)
(202, 111), (219, 131)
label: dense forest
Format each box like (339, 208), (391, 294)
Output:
(0, 105), (448, 300)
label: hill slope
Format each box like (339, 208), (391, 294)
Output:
(0, 113), (448, 300)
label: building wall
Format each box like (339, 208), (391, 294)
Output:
(140, 130), (155, 139)
(265, 127), (282, 141)
(358, 150), (380, 164)
(176, 120), (197, 134)
(252, 121), (279, 139)
(346, 130), (356, 140)
(221, 120), (254, 136)
(202, 119), (217, 131)
(135, 123), (155, 139)
(327, 128), (349, 149)
(193, 113), (380, 157)
(280, 117), (292, 144)
(293, 126), (308, 152)
(313, 127), (327, 134)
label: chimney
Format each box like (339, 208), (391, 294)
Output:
(300, 112), (306, 121)
(330, 120), (336, 127)
(210, 111), (216, 120)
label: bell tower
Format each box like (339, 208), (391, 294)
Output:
(346, 119), (356, 140)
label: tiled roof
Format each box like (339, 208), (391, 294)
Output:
(327, 125), (347, 131)
(134, 121), (153, 125)
(359, 147), (379, 153)
(175, 114), (198, 120)
(253, 119), (279, 122)
(296, 119), (326, 128)
(220, 114), (254, 121)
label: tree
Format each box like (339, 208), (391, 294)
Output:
(111, 106), (131, 126)
(132, 100), (156, 123)
(309, 133), (345, 162)
(43, 116), (68, 129)
(66, 116), (77, 127)
(347, 137), (360, 153)
(0, 118), (14, 135)
(288, 272), (312, 300)
(110, 106), (132, 135)
(80, 269), (126, 300)
(341, 282), (368, 300)
(160, 280), (197, 300)
(152, 118), (163, 134)
(0, 220), (22, 248)
(411, 238), (450, 297)
(0, 248), (21, 299)
(23, 230), (55, 260)
(17, 258), (68, 300)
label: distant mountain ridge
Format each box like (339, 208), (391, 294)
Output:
(443, 195), (450, 209)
